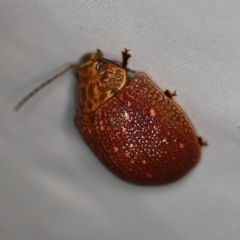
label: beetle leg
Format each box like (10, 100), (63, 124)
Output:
(122, 49), (135, 75)
(96, 49), (103, 59)
(125, 68), (136, 74)
(197, 137), (208, 146)
(122, 48), (131, 69)
(164, 90), (177, 99)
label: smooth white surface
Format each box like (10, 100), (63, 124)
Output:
(1, 1), (240, 240)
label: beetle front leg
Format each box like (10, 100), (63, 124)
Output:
(122, 48), (135, 74)
(122, 48), (131, 69)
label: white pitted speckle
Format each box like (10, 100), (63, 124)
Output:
(179, 142), (185, 148)
(150, 108), (156, 117)
(146, 173), (153, 178)
(129, 144), (134, 148)
(124, 111), (130, 121)
(99, 120), (104, 131)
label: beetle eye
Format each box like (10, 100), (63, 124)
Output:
(96, 60), (107, 71)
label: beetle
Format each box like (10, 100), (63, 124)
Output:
(15, 49), (206, 185)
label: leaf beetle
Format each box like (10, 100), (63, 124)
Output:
(15, 49), (207, 185)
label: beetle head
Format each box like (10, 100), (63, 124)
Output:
(77, 50), (127, 113)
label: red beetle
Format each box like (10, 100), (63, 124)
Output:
(16, 49), (206, 185)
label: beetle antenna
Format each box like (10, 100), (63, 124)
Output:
(14, 64), (78, 111)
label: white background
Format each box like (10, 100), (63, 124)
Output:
(1, 1), (240, 240)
